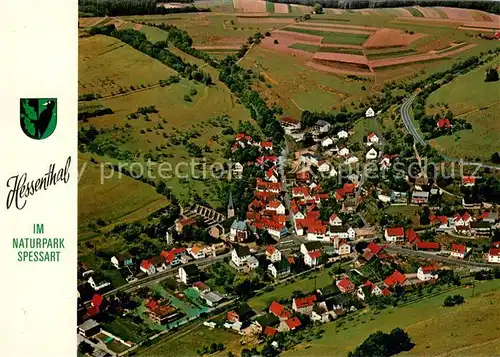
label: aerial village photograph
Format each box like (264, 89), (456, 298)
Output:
(76, 0), (500, 356)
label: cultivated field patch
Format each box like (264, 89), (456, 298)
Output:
(281, 27), (370, 45)
(363, 28), (426, 48)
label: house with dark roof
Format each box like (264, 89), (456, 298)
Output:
(230, 220), (249, 243)
(268, 257), (291, 279)
(227, 304), (255, 324)
(111, 252), (133, 269)
(178, 264), (201, 285)
(254, 313), (280, 332)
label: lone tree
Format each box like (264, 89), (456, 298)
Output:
(348, 328), (414, 357)
(313, 3), (323, 14)
(485, 68), (499, 82)
(492, 152), (500, 164)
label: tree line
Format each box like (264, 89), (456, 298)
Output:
(265, 0), (499, 14)
(79, 0), (210, 17)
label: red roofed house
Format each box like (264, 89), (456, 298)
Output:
(450, 243), (470, 259)
(260, 141), (273, 151)
(430, 215), (449, 230)
(384, 270), (409, 289)
(266, 245), (281, 263)
(329, 213), (343, 226)
(265, 168), (279, 183)
(304, 250), (322, 267)
(140, 259), (156, 275)
(488, 247), (500, 263)
(362, 242), (386, 261)
(91, 294), (104, 309)
(282, 317), (302, 332)
(462, 176), (476, 187)
(437, 118), (451, 129)
(269, 301), (292, 320)
(263, 326), (278, 337)
(292, 295), (317, 314)
(336, 277), (355, 293)
(417, 265), (439, 282)
(384, 227), (405, 242)
(416, 241), (440, 251)
(267, 200), (286, 215)
(356, 280), (383, 300)
(406, 228), (419, 245)
(367, 132), (379, 145)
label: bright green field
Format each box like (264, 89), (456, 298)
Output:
(78, 157), (169, 240)
(429, 103), (500, 161)
(282, 27), (370, 45)
(426, 60), (500, 115)
(284, 279), (500, 357)
(248, 269), (333, 312)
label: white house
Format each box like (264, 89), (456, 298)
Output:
(266, 245), (282, 263)
(315, 120), (331, 133)
(267, 200), (286, 215)
(189, 246), (206, 260)
(488, 247), (500, 263)
(304, 250), (322, 267)
(329, 213), (342, 226)
(321, 137), (334, 147)
(365, 107), (375, 118)
(337, 130), (349, 139)
(140, 260), (156, 276)
(265, 168), (279, 183)
(338, 147), (349, 157)
(344, 155), (359, 165)
(329, 225), (356, 240)
(366, 148), (378, 160)
(268, 258), (291, 279)
(367, 132), (379, 145)
(318, 161), (331, 173)
(450, 244), (471, 259)
(337, 240), (351, 256)
(357, 281), (383, 301)
(232, 162), (244, 177)
(178, 265), (201, 285)
(87, 276), (111, 292)
(384, 227), (405, 242)
(378, 191), (391, 203)
(417, 266), (439, 282)
(231, 246), (251, 267)
(329, 167), (338, 177)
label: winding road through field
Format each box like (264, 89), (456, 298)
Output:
(400, 96), (500, 170)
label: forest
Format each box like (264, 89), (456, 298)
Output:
(79, 0), (209, 17)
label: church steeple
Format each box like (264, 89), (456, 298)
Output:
(227, 191), (235, 218)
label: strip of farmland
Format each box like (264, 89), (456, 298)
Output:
(281, 27), (369, 45)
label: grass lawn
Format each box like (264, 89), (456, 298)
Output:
(429, 103), (500, 161)
(79, 35), (177, 97)
(282, 27), (369, 45)
(137, 323), (245, 357)
(248, 269), (333, 312)
(284, 279), (500, 357)
(386, 205), (423, 226)
(102, 318), (144, 343)
(78, 157), (169, 240)
(426, 60), (500, 115)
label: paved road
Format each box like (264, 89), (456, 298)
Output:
(400, 96), (500, 170)
(384, 246), (495, 269)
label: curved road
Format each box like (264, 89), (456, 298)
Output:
(400, 96), (500, 170)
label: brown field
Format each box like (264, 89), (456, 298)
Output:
(437, 7), (475, 21)
(232, 0), (266, 13)
(415, 6), (442, 19)
(313, 52), (369, 66)
(394, 16), (463, 27)
(274, 3), (289, 14)
(290, 24), (373, 35)
(305, 61), (374, 76)
(363, 28), (426, 48)
(460, 20), (500, 29)
(370, 43), (476, 68)
(261, 35), (316, 59)
(236, 17), (295, 24)
(193, 45), (241, 50)
(293, 22), (379, 32)
(78, 17), (107, 27)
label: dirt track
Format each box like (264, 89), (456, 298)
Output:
(306, 61), (374, 76)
